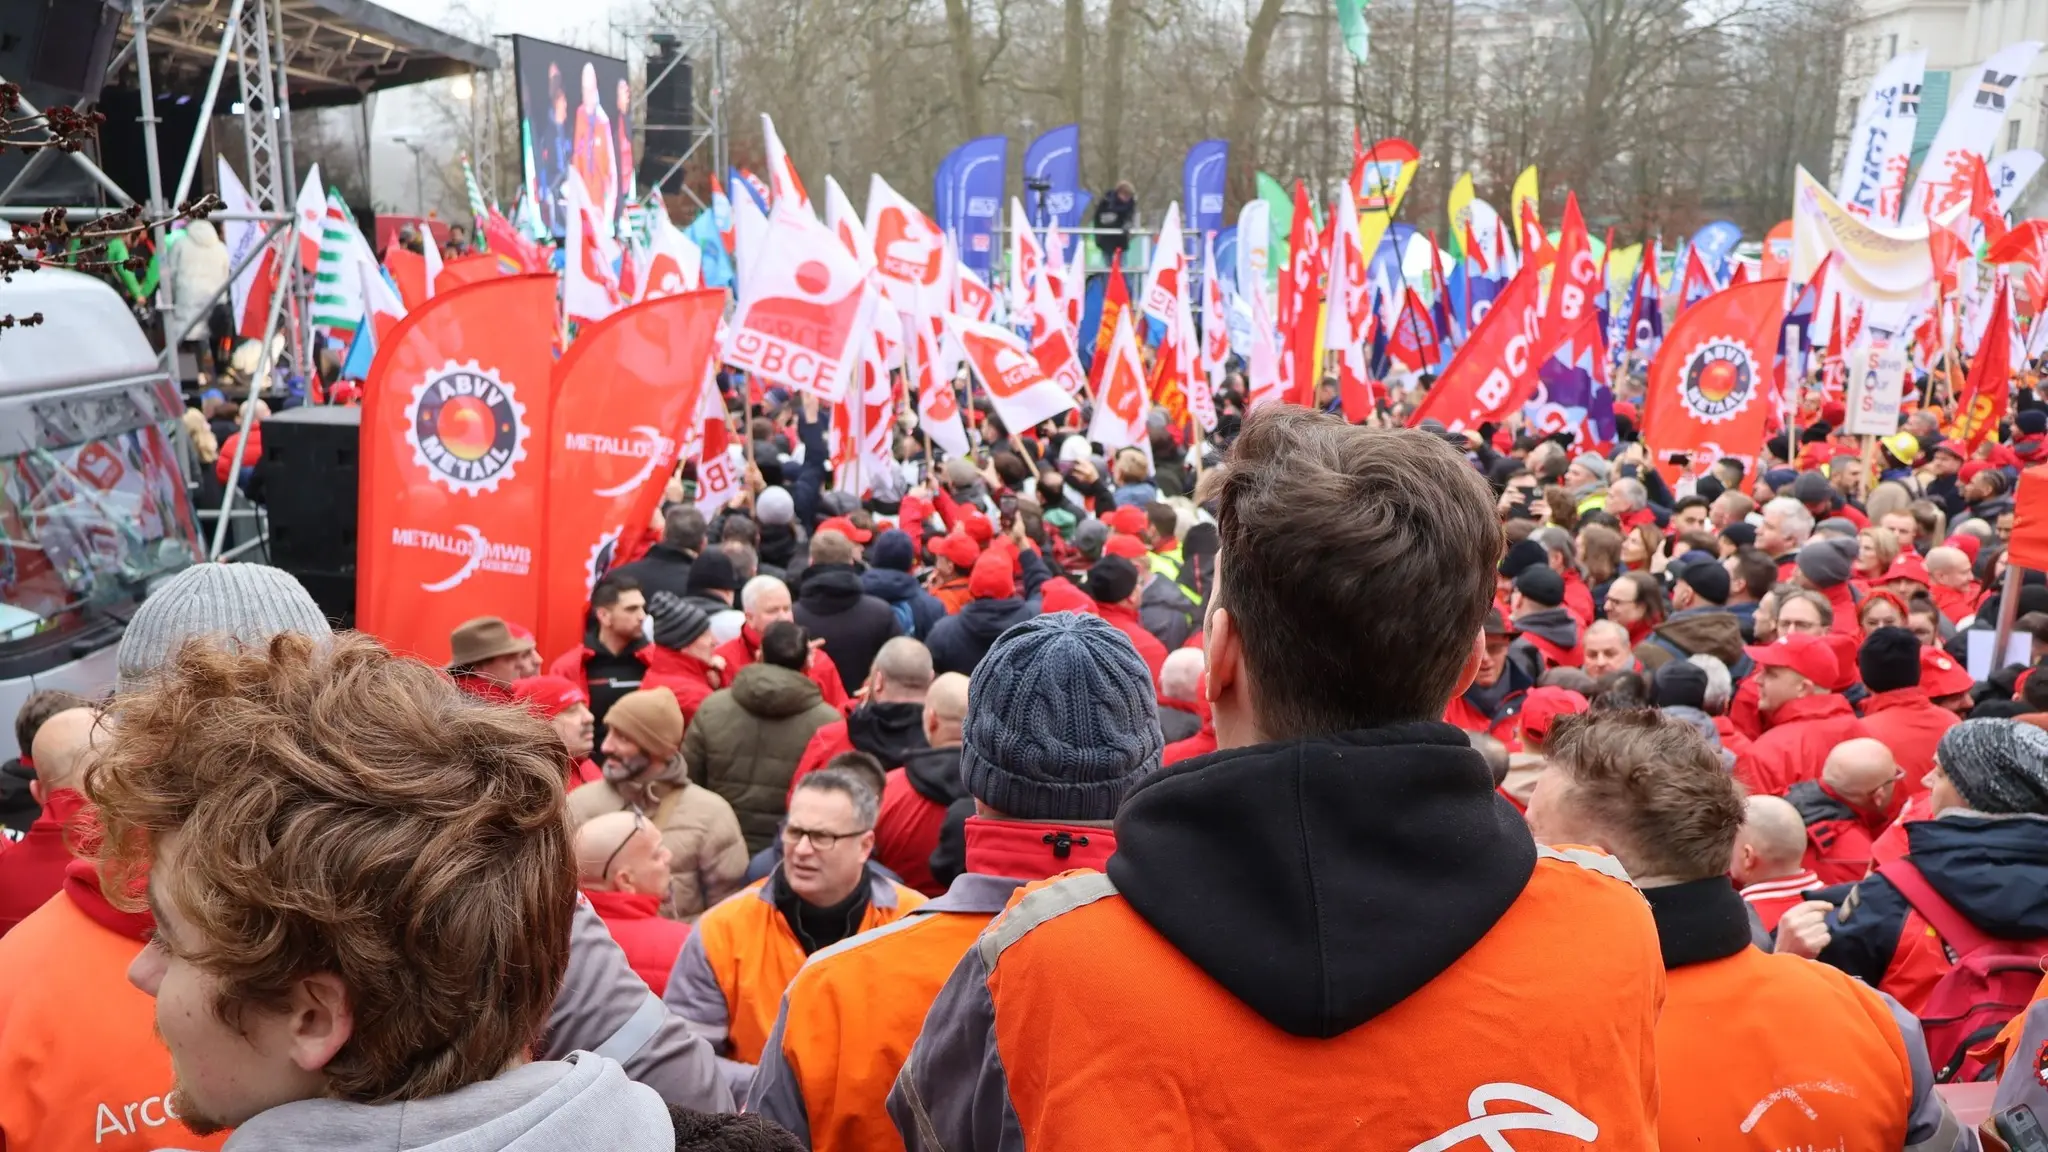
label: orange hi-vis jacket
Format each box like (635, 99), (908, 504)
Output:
(0, 862), (227, 1151)
(663, 871), (923, 1071)
(1643, 876), (1965, 1151)
(750, 820), (1116, 1151)
(889, 846), (1662, 1151)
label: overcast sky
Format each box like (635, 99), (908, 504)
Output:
(380, 0), (615, 49)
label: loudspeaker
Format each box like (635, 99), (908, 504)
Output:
(256, 406), (359, 627)
(638, 39), (692, 191)
(95, 87), (205, 207)
(22, 0), (121, 104)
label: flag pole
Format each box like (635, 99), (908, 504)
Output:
(211, 216), (300, 560)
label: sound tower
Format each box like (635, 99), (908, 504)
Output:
(255, 405), (361, 627)
(639, 35), (694, 192)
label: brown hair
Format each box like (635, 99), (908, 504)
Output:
(1577, 524), (1621, 584)
(810, 528), (856, 566)
(1544, 711), (1744, 881)
(1612, 571), (1667, 626)
(13, 688), (89, 761)
(87, 632), (574, 1104)
(1541, 484), (1577, 532)
(1198, 406), (1499, 736)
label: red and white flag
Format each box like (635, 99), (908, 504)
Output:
(563, 169), (622, 325)
(1089, 305), (1151, 466)
(1008, 197), (1045, 315)
(215, 158), (280, 339)
(1140, 201), (1185, 326)
(915, 317), (971, 459)
(293, 164), (326, 273)
(1245, 276), (1284, 411)
(724, 200), (876, 401)
(731, 185), (770, 299)
(694, 408), (745, 522)
(949, 313), (1077, 432)
(761, 113), (809, 210)
(1029, 263), (1086, 395)
(1175, 273), (1218, 433)
(1201, 232), (1231, 389)
(635, 208), (703, 302)
(951, 242), (996, 323)
(865, 174), (951, 319)
(824, 175), (872, 267)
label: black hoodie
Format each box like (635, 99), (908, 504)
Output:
(793, 564), (902, 689)
(0, 760), (38, 837)
(1107, 722), (1538, 1037)
(926, 598), (1036, 677)
(843, 701), (929, 771)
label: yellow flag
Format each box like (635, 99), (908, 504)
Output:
(1354, 139), (1419, 276)
(1446, 173), (1475, 258)
(1510, 165), (1540, 250)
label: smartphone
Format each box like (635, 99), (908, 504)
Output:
(1998, 1105), (2048, 1152)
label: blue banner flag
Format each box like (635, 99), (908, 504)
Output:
(936, 135), (1007, 278)
(1182, 139), (1230, 240)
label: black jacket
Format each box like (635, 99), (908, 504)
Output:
(1818, 814), (2048, 987)
(1092, 192), (1136, 254)
(793, 564), (903, 690)
(843, 701), (929, 771)
(0, 760), (38, 837)
(608, 543), (696, 604)
(1108, 722), (1539, 1037)
(910, 744), (973, 892)
(861, 568), (948, 641)
(926, 597), (1038, 677)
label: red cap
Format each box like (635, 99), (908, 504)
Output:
(1745, 633), (1839, 688)
(1820, 400), (1846, 426)
(1037, 577), (1097, 615)
(1612, 400), (1638, 421)
(932, 533), (981, 569)
(1989, 444), (2023, 471)
(506, 620), (537, 643)
(1960, 461), (1993, 485)
(1882, 553), (1931, 588)
(1823, 632), (1862, 693)
(511, 675), (588, 718)
(1104, 505), (1149, 536)
(1519, 687), (1588, 746)
(1943, 532), (1983, 563)
(968, 552), (1015, 600)
(958, 511), (995, 545)
(1105, 533), (1148, 560)
(816, 515), (872, 544)
(1920, 646), (1975, 697)
(1933, 440), (1968, 459)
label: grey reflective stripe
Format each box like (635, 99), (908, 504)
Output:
(1535, 843), (1633, 884)
(892, 1060), (948, 1151)
(1901, 1101), (1966, 1152)
(976, 872), (1120, 968)
(590, 993), (667, 1066)
(800, 903), (943, 971)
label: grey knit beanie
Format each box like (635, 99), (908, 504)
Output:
(1936, 719), (2048, 815)
(960, 612), (1162, 821)
(117, 563), (332, 688)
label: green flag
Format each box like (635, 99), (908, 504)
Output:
(1256, 171), (1292, 283)
(1335, 0), (1370, 64)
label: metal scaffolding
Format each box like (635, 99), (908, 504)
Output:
(610, 14), (727, 214)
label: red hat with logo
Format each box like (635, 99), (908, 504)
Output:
(1744, 633), (1839, 688)
(1959, 461), (1993, 486)
(1882, 552), (1931, 589)
(1943, 533), (1983, 563)
(816, 515), (872, 544)
(1933, 439), (1968, 460)
(1519, 687), (1589, 747)
(932, 533), (982, 569)
(511, 675), (588, 718)
(1920, 647), (1975, 697)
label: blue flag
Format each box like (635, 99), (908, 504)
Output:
(1024, 124), (1083, 245)
(1182, 139), (1230, 239)
(936, 135), (1007, 278)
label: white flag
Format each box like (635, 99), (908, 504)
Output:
(1139, 201), (1184, 325)
(914, 318), (971, 459)
(1993, 149), (2046, 215)
(865, 174), (951, 319)
(1835, 50), (1926, 222)
(948, 313), (1077, 433)
(725, 200), (877, 401)
(1904, 41), (2044, 225)
(762, 113), (809, 209)
(562, 169), (622, 325)
(1088, 306), (1151, 467)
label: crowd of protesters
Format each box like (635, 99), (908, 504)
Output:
(7, 381), (2048, 1148)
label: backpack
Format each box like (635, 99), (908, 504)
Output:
(1876, 858), (2048, 1082)
(887, 598), (917, 639)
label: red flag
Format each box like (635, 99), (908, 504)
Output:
(1278, 180), (1323, 406)
(2011, 462), (2048, 572)
(384, 246), (430, 313)
(357, 276), (558, 663)
(540, 290), (725, 661)
(436, 252), (512, 294)
(1387, 289), (1440, 372)
(1677, 247), (1717, 317)
(1639, 281), (1789, 484)
(1090, 251), (1131, 391)
(1406, 261), (1545, 431)
(1727, 262), (1752, 288)
(1529, 194), (1601, 374)
(238, 245), (279, 340)
(483, 207), (547, 274)
(1954, 279), (2014, 452)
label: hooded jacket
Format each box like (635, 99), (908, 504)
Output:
(1636, 606), (1747, 671)
(1743, 693), (1869, 797)
(1786, 779), (1888, 885)
(608, 543), (697, 605)
(211, 1053), (674, 1152)
(861, 568), (948, 640)
(794, 565), (903, 690)
(1645, 878), (1962, 1151)
(582, 888), (692, 995)
(1139, 571), (1201, 651)
(715, 626), (849, 712)
(887, 723), (1664, 1149)
(1819, 813), (2048, 1015)
(683, 664), (843, 854)
(786, 702), (930, 800)
(875, 745), (966, 895)
(925, 597), (1037, 677)
(165, 220), (230, 343)
(0, 789), (85, 937)
(1508, 606), (1582, 668)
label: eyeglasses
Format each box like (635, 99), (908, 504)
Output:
(600, 813), (647, 883)
(782, 824), (871, 851)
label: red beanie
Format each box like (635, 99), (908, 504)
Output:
(959, 511), (996, 545)
(968, 552), (1016, 600)
(1105, 533), (1148, 560)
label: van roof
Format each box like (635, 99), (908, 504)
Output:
(0, 267), (163, 396)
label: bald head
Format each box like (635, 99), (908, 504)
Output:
(572, 811), (667, 895)
(1735, 795), (1809, 880)
(1925, 546), (1971, 585)
(923, 672), (970, 748)
(872, 637), (935, 701)
(30, 707), (100, 795)
(1822, 738), (1900, 811)
(1160, 648), (1206, 703)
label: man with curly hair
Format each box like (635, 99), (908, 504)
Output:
(95, 631), (678, 1148)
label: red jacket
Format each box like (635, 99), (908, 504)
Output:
(1857, 687), (1957, 804)
(1786, 779), (1886, 885)
(1931, 582), (1984, 627)
(0, 790), (84, 938)
(215, 423), (262, 483)
(1560, 570), (1597, 628)
(1163, 709), (1218, 766)
(1821, 582), (1861, 638)
(1727, 674), (1764, 741)
(546, 638), (651, 683)
(1095, 601), (1167, 689)
(874, 766), (951, 896)
(581, 887), (690, 993)
(1741, 694), (1869, 796)
(1615, 506), (1656, 534)
(640, 646), (724, 721)
(716, 626), (850, 712)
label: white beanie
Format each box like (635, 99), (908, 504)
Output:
(117, 563), (332, 688)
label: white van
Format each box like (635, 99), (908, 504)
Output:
(0, 267), (203, 759)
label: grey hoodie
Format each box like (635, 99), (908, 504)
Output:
(210, 1052), (671, 1152)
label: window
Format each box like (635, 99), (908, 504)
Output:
(1, 400), (200, 644)
(2010, 119), (2024, 151)
(1887, 33), (1898, 59)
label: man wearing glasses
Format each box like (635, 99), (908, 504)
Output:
(664, 769), (924, 1101)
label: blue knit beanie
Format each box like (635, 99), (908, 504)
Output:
(869, 529), (915, 572)
(960, 612), (1162, 821)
